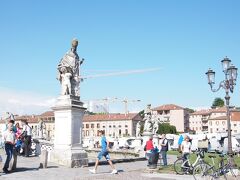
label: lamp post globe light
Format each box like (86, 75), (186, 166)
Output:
(206, 57), (238, 166)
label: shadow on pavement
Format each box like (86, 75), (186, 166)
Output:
(13, 167), (39, 172)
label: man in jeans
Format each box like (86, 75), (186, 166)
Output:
(160, 134), (168, 166)
(89, 130), (117, 174)
(2, 122), (16, 173)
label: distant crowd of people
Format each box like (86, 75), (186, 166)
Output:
(1, 119), (32, 174)
(144, 134), (192, 167)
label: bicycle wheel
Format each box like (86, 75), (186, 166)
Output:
(223, 163), (237, 179)
(193, 163), (214, 180)
(174, 158), (187, 175)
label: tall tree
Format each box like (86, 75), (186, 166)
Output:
(212, 97), (225, 108)
(157, 123), (177, 134)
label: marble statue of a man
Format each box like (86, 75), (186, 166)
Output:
(136, 121), (141, 137)
(57, 39), (84, 97)
(152, 117), (160, 134)
(60, 67), (72, 95)
(143, 114), (152, 132)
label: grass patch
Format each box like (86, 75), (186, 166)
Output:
(167, 150), (240, 169)
(157, 164), (175, 173)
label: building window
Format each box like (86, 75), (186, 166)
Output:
(210, 128), (213, 133)
(86, 124), (89, 128)
(216, 121), (219, 125)
(216, 128), (219, 131)
(125, 129), (128, 135)
(196, 127), (198, 131)
(209, 121), (212, 126)
(125, 125), (128, 128)
(234, 124), (237, 127)
(113, 125), (116, 128)
(118, 125), (121, 128)
(97, 123), (100, 128)
(119, 129), (121, 135)
(86, 130), (89, 136)
(222, 121), (225, 125)
(109, 125), (112, 128)
(91, 124), (94, 128)
(102, 125), (105, 128)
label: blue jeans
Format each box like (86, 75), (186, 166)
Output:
(4, 143), (14, 169)
(161, 151), (167, 166)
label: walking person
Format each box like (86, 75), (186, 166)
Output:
(89, 130), (117, 174)
(160, 134), (168, 166)
(2, 122), (16, 173)
(21, 121), (32, 157)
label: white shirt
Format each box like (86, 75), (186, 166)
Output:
(181, 141), (191, 153)
(23, 124), (32, 136)
(3, 130), (16, 144)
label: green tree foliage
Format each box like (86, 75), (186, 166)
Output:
(157, 123), (177, 134)
(212, 97), (225, 108)
(185, 108), (195, 113)
(140, 122), (144, 134)
(138, 110), (145, 119)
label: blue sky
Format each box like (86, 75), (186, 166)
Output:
(0, 1), (240, 115)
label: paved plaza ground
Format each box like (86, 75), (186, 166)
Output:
(0, 149), (238, 180)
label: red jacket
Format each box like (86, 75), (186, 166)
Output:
(145, 139), (154, 151)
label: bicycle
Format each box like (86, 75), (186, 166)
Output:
(193, 153), (237, 180)
(174, 149), (207, 175)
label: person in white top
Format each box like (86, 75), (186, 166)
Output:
(2, 122), (16, 173)
(181, 135), (191, 162)
(21, 121), (32, 157)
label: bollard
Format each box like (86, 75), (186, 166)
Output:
(39, 150), (48, 168)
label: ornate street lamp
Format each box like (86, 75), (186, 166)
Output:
(206, 57), (238, 166)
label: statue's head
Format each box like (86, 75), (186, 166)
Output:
(71, 38), (78, 48)
(61, 67), (67, 73)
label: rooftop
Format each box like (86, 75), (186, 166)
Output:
(152, 104), (184, 111)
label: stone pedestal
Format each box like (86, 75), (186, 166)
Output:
(152, 135), (159, 148)
(133, 137), (143, 153)
(50, 95), (88, 168)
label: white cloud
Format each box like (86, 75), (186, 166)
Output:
(0, 87), (56, 117)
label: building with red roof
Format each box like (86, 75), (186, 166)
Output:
(83, 113), (143, 137)
(151, 104), (189, 132)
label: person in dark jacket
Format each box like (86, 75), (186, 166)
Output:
(160, 134), (168, 166)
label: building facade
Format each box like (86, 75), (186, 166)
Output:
(82, 113), (143, 138)
(189, 110), (212, 133)
(208, 111), (240, 134)
(189, 107), (240, 134)
(152, 104), (189, 132)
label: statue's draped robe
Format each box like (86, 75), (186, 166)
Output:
(57, 50), (80, 96)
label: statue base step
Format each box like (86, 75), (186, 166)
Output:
(50, 145), (88, 168)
